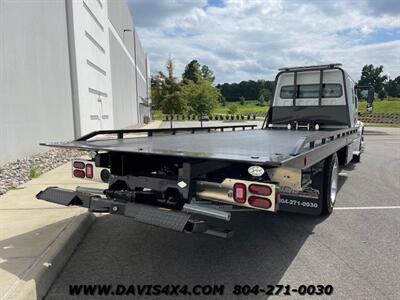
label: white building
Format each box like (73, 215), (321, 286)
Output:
(0, 0), (150, 164)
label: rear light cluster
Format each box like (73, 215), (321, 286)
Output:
(86, 163), (93, 178)
(249, 184), (272, 196)
(73, 161), (94, 179)
(233, 183), (273, 209)
(233, 183), (246, 203)
(248, 196), (271, 209)
(73, 169), (85, 178)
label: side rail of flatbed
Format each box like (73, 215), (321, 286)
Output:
(279, 127), (358, 169)
(292, 127), (358, 155)
(75, 124), (258, 141)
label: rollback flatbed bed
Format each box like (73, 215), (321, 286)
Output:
(37, 64), (365, 238)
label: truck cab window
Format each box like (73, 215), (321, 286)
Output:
(322, 84), (342, 98)
(280, 84), (342, 100)
(298, 84), (319, 98)
(280, 85), (295, 98)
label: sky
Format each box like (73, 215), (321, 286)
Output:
(127, 0), (400, 83)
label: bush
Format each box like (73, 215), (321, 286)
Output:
(209, 115), (213, 120)
(378, 90), (387, 100)
(258, 94), (265, 106)
(252, 114), (256, 120)
(231, 115), (234, 120)
(247, 114), (251, 120)
(227, 103), (238, 115)
(220, 115), (224, 120)
(225, 115), (230, 120)
(236, 114), (240, 120)
(241, 115), (245, 120)
(29, 163), (42, 179)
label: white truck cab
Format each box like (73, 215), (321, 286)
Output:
(268, 63), (364, 161)
(270, 63), (359, 128)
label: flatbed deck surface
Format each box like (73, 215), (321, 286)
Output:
(45, 129), (341, 165)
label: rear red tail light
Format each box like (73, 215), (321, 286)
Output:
(248, 196), (272, 209)
(249, 184), (272, 196)
(233, 183), (246, 203)
(73, 169), (85, 178)
(85, 163), (93, 179)
(73, 161), (85, 169)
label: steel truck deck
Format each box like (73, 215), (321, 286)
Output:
(42, 126), (356, 167)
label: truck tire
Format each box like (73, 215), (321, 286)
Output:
(321, 153), (339, 214)
(352, 140), (362, 163)
(352, 153), (361, 163)
(353, 127), (364, 163)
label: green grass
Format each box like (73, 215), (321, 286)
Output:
(214, 100), (269, 115)
(153, 110), (165, 120)
(358, 99), (400, 113)
(153, 100), (269, 120)
(153, 98), (400, 120)
(364, 123), (400, 128)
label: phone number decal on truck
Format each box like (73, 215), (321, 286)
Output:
(279, 197), (319, 208)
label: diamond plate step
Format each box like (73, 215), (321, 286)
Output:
(124, 203), (191, 232)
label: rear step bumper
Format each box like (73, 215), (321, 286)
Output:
(36, 187), (233, 238)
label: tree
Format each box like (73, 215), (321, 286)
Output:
(227, 103), (238, 115)
(259, 88), (272, 101)
(150, 74), (164, 110)
(153, 59), (186, 116)
(201, 65), (215, 82)
(220, 94), (226, 106)
(258, 94), (265, 106)
(182, 80), (219, 117)
(378, 89), (387, 100)
(358, 64), (388, 94)
(385, 76), (400, 97)
(182, 60), (202, 83)
(239, 96), (245, 105)
(216, 79), (274, 101)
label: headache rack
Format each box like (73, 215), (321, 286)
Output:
(278, 63), (342, 72)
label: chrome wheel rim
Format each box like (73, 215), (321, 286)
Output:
(330, 159), (338, 206)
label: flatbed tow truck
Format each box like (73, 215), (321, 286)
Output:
(37, 64), (364, 238)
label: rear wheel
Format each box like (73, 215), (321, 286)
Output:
(352, 153), (361, 163)
(321, 153), (339, 214)
(352, 141), (362, 162)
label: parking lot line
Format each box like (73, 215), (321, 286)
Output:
(335, 206), (400, 210)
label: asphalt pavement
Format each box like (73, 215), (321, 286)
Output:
(46, 125), (400, 300)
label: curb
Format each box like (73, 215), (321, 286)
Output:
(6, 212), (96, 300)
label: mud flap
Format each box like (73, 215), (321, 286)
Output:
(278, 171), (324, 215)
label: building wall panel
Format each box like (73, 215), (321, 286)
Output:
(0, 0), (75, 164)
(109, 32), (138, 128)
(0, 0), (149, 164)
